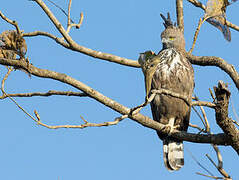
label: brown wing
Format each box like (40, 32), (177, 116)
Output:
(150, 48), (194, 140)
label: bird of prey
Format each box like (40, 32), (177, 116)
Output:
(139, 13), (194, 171)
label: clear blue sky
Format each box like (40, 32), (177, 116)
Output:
(0, 0), (238, 179)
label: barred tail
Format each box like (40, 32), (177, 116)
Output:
(163, 139), (184, 171)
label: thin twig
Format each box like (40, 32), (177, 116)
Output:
(195, 95), (210, 132)
(130, 93), (156, 115)
(0, 90), (87, 99)
(32, 0), (139, 67)
(67, 0), (72, 27)
(212, 145), (223, 169)
(192, 100), (216, 108)
(206, 145), (231, 179)
(1, 68), (125, 130)
(192, 106), (207, 129)
(209, 88), (216, 102)
(187, 0), (206, 9)
(32, 111), (126, 129)
(189, 17), (206, 54)
(1, 67), (13, 94)
(186, 147), (215, 177)
(0, 61), (124, 130)
(1, 68), (38, 121)
(46, 0), (74, 23)
(206, 154), (218, 170)
(0, 11), (21, 34)
(205, 154), (231, 179)
(66, 12), (84, 34)
(196, 172), (224, 179)
(189, 123), (206, 133)
(231, 100), (239, 123)
(76, 12), (84, 29)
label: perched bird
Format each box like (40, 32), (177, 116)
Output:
(0, 30), (27, 59)
(139, 13), (194, 171)
(205, 0), (238, 41)
(0, 30), (30, 76)
(138, 50), (157, 100)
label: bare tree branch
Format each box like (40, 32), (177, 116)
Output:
(0, 1), (237, 148)
(18, 2), (239, 95)
(196, 172), (227, 179)
(22, 30), (138, 67)
(195, 95), (211, 132)
(0, 56), (231, 146)
(187, 148), (215, 177)
(192, 105), (207, 129)
(214, 81), (239, 155)
(32, 111), (126, 129)
(0, 11), (21, 34)
(67, 0), (72, 27)
(1, 67), (13, 95)
(206, 145), (231, 179)
(0, 1), (238, 179)
(65, 0), (83, 34)
(176, 0), (184, 33)
(23, 31), (69, 46)
(46, 0), (74, 23)
(30, 0), (139, 67)
(192, 101), (216, 108)
(189, 123), (206, 133)
(187, 53), (239, 91)
(189, 18), (204, 54)
(0, 90), (87, 99)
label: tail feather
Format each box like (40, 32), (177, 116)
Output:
(163, 140), (184, 171)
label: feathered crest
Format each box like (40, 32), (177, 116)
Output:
(160, 13), (176, 28)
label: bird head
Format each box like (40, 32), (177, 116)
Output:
(160, 13), (185, 51)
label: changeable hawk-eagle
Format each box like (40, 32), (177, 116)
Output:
(139, 13), (194, 171)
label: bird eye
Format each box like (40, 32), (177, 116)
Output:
(169, 36), (175, 40)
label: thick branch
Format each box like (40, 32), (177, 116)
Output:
(23, 31), (139, 67)
(19, 3), (239, 93)
(187, 53), (239, 90)
(23, 30), (239, 93)
(0, 57), (231, 145)
(31, 0), (139, 67)
(176, 0), (184, 33)
(214, 81), (239, 154)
